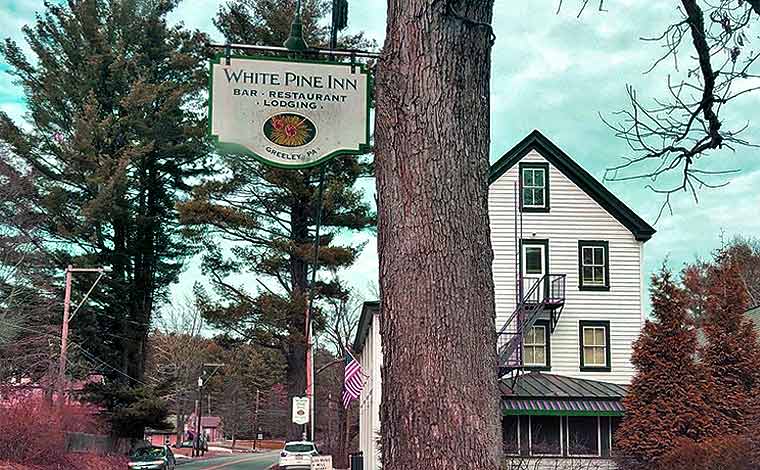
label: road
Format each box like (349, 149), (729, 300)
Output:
(178, 451), (279, 470)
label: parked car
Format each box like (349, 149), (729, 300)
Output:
(279, 441), (319, 469)
(128, 445), (176, 470)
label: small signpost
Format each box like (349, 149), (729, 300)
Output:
(311, 455), (333, 470)
(292, 396), (310, 425)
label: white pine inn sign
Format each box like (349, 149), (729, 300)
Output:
(209, 55), (370, 168)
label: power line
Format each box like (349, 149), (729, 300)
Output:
(0, 318), (61, 339)
(71, 342), (154, 387)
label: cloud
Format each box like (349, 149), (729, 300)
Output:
(1, 0), (758, 313)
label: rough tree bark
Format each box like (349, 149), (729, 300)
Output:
(375, 1), (501, 469)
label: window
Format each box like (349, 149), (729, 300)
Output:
(524, 247), (543, 275)
(521, 240), (548, 299)
(520, 163), (550, 212)
(523, 320), (550, 370)
(567, 416), (600, 456)
(578, 240), (609, 290)
(502, 416), (520, 455)
(530, 416), (562, 456)
(579, 320), (611, 371)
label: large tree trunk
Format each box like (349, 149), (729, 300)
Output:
(374, 1), (501, 469)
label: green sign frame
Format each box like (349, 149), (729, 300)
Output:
(208, 53), (372, 169)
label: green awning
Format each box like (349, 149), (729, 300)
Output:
(500, 372), (627, 416)
(502, 398), (624, 416)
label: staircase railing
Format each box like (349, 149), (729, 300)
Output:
(497, 273), (567, 373)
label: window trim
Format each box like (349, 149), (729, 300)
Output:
(519, 239), (550, 299)
(502, 415), (521, 457)
(566, 416), (602, 458)
(519, 162), (550, 212)
(523, 320), (551, 371)
(579, 320), (611, 372)
(578, 240), (610, 291)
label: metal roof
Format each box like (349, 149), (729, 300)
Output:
(500, 372), (627, 399)
(502, 398), (625, 416)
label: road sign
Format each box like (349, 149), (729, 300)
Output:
(292, 396), (310, 425)
(311, 455), (333, 470)
(209, 55), (370, 169)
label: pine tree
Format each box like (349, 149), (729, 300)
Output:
(701, 256), (760, 436)
(0, 0), (210, 436)
(615, 268), (717, 470)
(178, 0), (375, 439)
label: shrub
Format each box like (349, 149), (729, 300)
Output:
(0, 394), (104, 466)
(658, 435), (760, 470)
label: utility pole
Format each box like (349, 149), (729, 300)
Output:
(195, 376), (203, 457)
(57, 265), (111, 410)
(57, 266), (73, 410)
(193, 363), (224, 457)
(253, 388), (261, 450)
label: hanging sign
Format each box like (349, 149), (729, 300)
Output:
(292, 396), (310, 425)
(209, 55), (370, 169)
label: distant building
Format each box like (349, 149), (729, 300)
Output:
(187, 414), (224, 443)
(145, 414), (224, 446)
(355, 131), (655, 468)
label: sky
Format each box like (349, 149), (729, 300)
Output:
(1, 0), (759, 314)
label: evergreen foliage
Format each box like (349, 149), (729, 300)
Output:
(615, 268), (716, 469)
(700, 256), (760, 435)
(0, 0), (210, 436)
(178, 0), (375, 439)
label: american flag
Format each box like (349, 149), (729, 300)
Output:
(342, 352), (366, 408)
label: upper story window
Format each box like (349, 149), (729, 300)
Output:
(579, 320), (611, 372)
(524, 320), (550, 370)
(520, 163), (550, 212)
(578, 240), (610, 291)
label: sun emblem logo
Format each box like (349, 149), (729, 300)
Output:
(263, 113), (316, 148)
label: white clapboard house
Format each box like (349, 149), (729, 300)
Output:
(354, 130), (655, 468)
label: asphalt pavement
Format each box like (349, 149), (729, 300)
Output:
(177, 451), (279, 470)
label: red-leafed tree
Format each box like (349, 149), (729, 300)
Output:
(614, 268), (717, 470)
(682, 236), (760, 324)
(700, 257), (760, 436)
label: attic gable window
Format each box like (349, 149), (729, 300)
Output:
(520, 162), (550, 212)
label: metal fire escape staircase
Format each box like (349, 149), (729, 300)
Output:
(497, 274), (566, 379)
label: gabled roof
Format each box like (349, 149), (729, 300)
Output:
(353, 301), (380, 354)
(489, 130), (656, 242)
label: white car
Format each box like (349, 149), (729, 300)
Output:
(279, 441), (319, 469)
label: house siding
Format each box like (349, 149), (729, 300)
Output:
(489, 150), (644, 384)
(358, 310), (382, 470)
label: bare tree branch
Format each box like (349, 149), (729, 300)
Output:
(603, 0), (760, 221)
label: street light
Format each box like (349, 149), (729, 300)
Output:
(57, 265), (111, 409)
